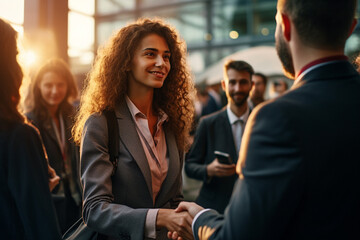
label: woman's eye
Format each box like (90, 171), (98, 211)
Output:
(145, 52), (155, 57)
(164, 55), (170, 60)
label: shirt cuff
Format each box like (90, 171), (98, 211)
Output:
(145, 209), (159, 239)
(192, 209), (211, 235)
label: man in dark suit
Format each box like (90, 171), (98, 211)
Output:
(170, 0), (360, 239)
(185, 60), (254, 214)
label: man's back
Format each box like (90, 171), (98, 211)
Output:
(235, 60), (360, 239)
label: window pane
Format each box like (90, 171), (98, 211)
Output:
(97, 0), (135, 15)
(139, 0), (180, 8)
(0, 0), (24, 24)
(69, 0), (95, 15)
(253, 1), (276, 36)
(97, 17), (135, 48)
(212, 1), (248, 42)
(68, 12), (94, 65)
(142, 3), (207, 45)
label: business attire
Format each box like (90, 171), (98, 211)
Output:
(26, 108), (81, 233)
(0, 120), (61, 239)
(185, 106), (249, 213)
(81, 99), (183, 240)
(192, 59), (360, 240)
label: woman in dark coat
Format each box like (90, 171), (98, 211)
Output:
(0, 17), (61, 239)
(26, 58), (81, 233)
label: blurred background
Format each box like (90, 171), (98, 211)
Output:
(1, 0), (359, 90)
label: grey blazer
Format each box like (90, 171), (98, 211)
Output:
(80, 99), (184, 240)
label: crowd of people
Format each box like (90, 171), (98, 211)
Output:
(1, 0), (360, 239)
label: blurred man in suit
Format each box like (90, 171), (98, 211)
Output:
(171, 0), (360, 239)
(185, 60), (253, 214)
(248, 72), (268, 109)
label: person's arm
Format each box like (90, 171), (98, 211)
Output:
(189, 102), (304, 240)
(8, 124), (61, 239)
(185, 118), (210, 181)
(185, 118), (235, 181)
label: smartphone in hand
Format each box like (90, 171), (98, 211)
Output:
(214, 151), (232, 164)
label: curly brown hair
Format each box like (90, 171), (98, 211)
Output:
(73, 18), (195, 152)
(26, 58), (78, 122)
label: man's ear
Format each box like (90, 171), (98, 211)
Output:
(281, 13), (291, 41)
(221, 79), (226, 91)
(348, 18), (358, 37)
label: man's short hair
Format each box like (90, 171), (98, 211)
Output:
(253, 72), (268, 86)
(224, 60), (254, 78)
(281, 0), (357, 50)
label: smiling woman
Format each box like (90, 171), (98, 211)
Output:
(25, 58), (81, 234)
(71, 18), (195, 240)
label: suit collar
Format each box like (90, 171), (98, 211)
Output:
(293, 60), (357, 89)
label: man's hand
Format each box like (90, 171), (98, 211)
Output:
(167, 202), (204, 240)
(175, 201), (204, 218)
(48, 165), (60, 192)
(206, 159), (236, 177)
(157, 209), (194, 240)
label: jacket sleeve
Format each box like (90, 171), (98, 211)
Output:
(80, 114), (148, 239)
(8, 124), (61, 240)
(185, 118), (210, 182)
(193, 102), (304, 240)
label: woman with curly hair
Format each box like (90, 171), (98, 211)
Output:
(72, 18), (195, 239)
(0, 18), (61, 239)
(25, 58), (81, 234)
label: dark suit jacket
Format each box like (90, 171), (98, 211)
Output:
(26, 108), (81, 233)
(81, 99), (183, 240)
(185, 108), (238, 213)
(0, 121), (61, 239)
(193, 60), (360, 239)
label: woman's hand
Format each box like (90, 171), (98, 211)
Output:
(48, 165), (60, 192)
(157, 209), (194, 240)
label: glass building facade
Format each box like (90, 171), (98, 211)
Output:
(67, 0), (360, 81)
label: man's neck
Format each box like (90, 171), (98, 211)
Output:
(229, 102), (247, 118)
(292, 44), (344, 78)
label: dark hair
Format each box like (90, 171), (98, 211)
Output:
(253, 72), (268, 86)
(28, 58), (78, 122)
(73, 18), (195, 152)
(0, 18), (24, 124)
(224, 60), (254, 78)
(280, 0), (357, 50)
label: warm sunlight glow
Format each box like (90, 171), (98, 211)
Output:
(0, 0), (24, 24)
(22, 50), (37, 67)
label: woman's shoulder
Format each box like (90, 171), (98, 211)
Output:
(84, 112), (107, 129)
(0, 120), (39, 142)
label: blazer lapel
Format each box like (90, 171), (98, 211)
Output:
(115, 100), (153, 197)
(155, 123), (180, 206)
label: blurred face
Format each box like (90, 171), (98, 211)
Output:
(222, 69), (252, 107)
(251, 75), (266, 98)
(39, 72), (68, 108)
(129, 34), (171, 91)
(275, 11), (295, 79)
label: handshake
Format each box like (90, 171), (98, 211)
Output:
(158, 202), (204, 240)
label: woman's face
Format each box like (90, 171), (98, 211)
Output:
(128, 34), (171, 91)
(39, 72), (68, 108)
